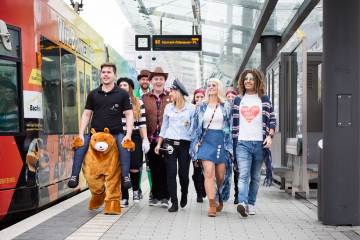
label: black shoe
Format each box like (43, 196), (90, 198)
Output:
(122, 174), (132, 189)
(68, 175), (79, 188)
(234, 195), (239, 205)
(180, 193), (187, 208)
(202, 187), (206, 198)
(168, 201), (178, 212)
(196, 193), (203, 203)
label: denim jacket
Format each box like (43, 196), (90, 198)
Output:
(189, 100), (233, 201)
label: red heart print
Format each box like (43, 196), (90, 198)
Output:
(241, 105), (260, 123)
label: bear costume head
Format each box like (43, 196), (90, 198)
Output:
(90, 128), (116, 155)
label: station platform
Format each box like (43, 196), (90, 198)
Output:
(1, 170), (360, 240)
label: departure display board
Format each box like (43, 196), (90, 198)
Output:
(152, 35), (202, 51)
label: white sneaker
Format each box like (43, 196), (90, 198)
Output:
(120, 199), (128, 208)
(237, 202), (248, 217)
(247, 204), (256, 215)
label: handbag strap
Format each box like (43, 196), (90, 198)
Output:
(197, 101), (219, 152)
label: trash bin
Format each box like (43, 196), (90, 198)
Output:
(318, 139), (323, 221)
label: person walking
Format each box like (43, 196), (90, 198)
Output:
(133, 69), (153, 200)
(117, 77), (150, 207)
(190, 78), (233, 217)
(232, 68), (276, 217)
(155, 79), (195, 212)
(142, 67), (172, 208)
(190, 89), (206, 202)
(67, 62), (134, 189)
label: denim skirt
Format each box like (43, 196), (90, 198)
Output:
(197, 129), (226, 163)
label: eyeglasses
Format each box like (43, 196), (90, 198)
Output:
(244, 77), (254, 81)
(207, 83), (217, 88)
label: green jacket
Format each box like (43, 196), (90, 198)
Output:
(134, 87), (151, 99)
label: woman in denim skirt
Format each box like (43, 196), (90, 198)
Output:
(190, 78), (233, 217)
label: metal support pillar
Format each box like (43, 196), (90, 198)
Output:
(323, 0), (360, 226)
(260, 36), (280, 74)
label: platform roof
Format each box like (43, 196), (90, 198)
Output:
(116, 0), (319, 93)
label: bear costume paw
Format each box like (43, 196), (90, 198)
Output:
(104, 201), (121, 215)
(122, 138), (135, 152)
(71, 137), (84, 151)
(88, 192), (106, 210)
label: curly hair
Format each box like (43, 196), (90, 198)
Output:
(237, 68), (266, 98)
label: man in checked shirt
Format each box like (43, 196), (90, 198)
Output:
(142, 67), (173, 208)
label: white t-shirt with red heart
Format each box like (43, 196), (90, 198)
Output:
(238, 93), (263, 141)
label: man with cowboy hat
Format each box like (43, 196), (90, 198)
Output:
(134, 69), (152, 99)
(142, 67), (173, 207)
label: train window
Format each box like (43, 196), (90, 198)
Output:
(61, 49), (78, 134)
(273, 67), (280, 132)
(0, 59), (20, 132)
(92, 66), (101, 89)
(0, 29), (20, 58)
(40, 37), (62, 134)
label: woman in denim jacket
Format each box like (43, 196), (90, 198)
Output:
(190, 78), (233, 217)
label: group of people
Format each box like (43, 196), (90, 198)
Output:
(68, 62), (276, 218)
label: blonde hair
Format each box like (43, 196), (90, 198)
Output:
(173, 90), (186, 108)
(128, 86), (141, 119)
(203, 78), (225, 104)
(237, 68), (266, 98)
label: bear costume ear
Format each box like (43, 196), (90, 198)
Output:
(104, 128), (110, 133)
(91, 128), (96, 134)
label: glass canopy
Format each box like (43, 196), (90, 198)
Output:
(115, 0), (313, 94)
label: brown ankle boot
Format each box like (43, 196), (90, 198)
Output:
(216, 199), (223, 212)
(208, 199), (217, 217)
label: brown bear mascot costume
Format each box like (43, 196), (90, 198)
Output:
(72, 128), (134, 215)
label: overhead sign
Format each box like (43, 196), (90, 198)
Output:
(152, 35), (202, 51)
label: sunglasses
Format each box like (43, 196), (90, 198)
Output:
(207, 83), (217, 88)
(244, 77), (254, 81)
(229, 91), (236, 95)
(194, 90), (201, 94)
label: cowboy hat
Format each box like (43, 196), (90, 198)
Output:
(148, 67), (168, 81)
(137, 69), (150, 80)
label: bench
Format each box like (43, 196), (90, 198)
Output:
(273, 138), (318, 199)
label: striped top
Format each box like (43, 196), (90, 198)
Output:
(3, 106), (19, 131)
(122, 100), (146, 131)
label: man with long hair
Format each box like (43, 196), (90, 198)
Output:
(232, 68), (276, 217)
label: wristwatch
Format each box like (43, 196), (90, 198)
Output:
(269, 134), (274, 138)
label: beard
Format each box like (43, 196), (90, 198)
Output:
(140, 83), (149, 90)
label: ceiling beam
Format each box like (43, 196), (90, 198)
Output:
(276, 0), (320, 53)
(150, 10), (253, 33)
(232, 0), (278, 88)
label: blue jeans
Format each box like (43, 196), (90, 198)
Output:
(236, 140), (264, 206)
(72, 132), (131, 177)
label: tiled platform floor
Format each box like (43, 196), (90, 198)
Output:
(2, 169), (360, 240)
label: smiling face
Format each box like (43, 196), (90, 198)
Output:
(244, 73), (255, 92)
(226, 93), (236, 101)
(169, 89), (177, 102)
(138, 77), (150, 90)
(207, 81), (218, 96)
(119, 82), (130, 93)
(5, 88), (15, 103)
(100, 66), (117, 86)
(150, 75), (166, 92)
(194, 92), (205, 103)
